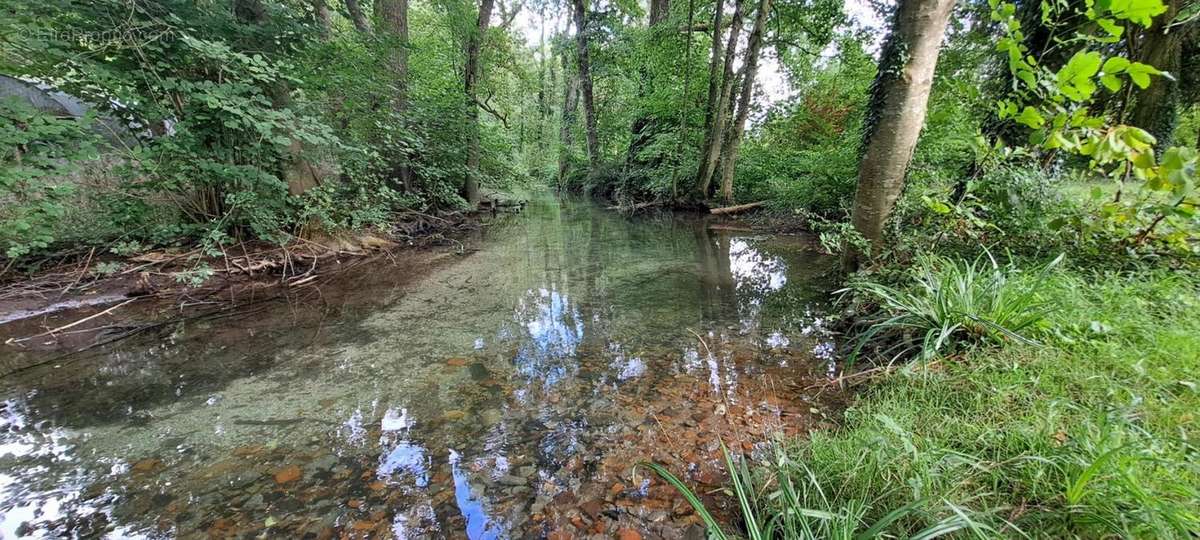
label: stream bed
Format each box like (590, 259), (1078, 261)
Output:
(0, 194), (842, 539)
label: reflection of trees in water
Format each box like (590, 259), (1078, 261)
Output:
(692, 224), (789, 327)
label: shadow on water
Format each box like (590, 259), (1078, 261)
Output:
(0, 193), (843, 539)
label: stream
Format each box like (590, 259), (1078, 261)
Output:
(0, 193), (842, 539)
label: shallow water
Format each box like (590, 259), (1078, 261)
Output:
(0, 194), (840, 539)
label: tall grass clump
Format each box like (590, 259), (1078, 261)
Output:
(842, 252), (1062, 364)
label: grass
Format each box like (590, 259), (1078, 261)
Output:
(841, 252), (1062, 365)
(654, 266), (1200, 538)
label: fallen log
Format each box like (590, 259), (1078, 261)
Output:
(606, 200), (663, 212)
(709, 201), (766, 215)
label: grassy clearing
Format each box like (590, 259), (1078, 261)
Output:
(657, 266), (1199, 538)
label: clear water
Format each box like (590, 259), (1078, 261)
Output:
(0, 194), (838, 539)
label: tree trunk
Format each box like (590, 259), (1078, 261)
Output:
(716, 0), (769, 203)
(572, 0), (601, 172)
(846, 0), (955, 268)
(558, 51), (580, 188)
(312, 0), (331, 40)
(344, 0), (371, 33)
(694, 0), (743, 198)
(377, 0), (413, 190)
(234, 0), (321, 197)
(1129, 0), (1182, 149)
(649, 0), (670, 25)
(464, 0), (496, 207)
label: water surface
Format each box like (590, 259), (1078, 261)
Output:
(0, 194), (839, 539)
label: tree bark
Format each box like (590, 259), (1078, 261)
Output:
(716, 0), (769, 203)
(377, 0), (413, 190)
(649, 0), (670, 25)
(846, 0), (955, 268)
(464, 0), (496, 206)
(572, 0), (601, 172)
(693, 0), (743, 198)
(1129, 0), (1182, 149)
(312, 0), (331, 40)
(693, 0), (725, 196)
(344, 0), (371, 33)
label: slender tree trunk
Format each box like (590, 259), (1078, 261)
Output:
(692, 0), (725, 197)
(345, 0), (371, 33)
(558, 51), (580, 188)
(716, 0), (769, 203)
(1129, 0), (1182, 149)
(694, 0), (743, 198)
(649, 0), (670, 25)
(572, 0), (601, 172)
(846, 0), (955, 268)
(671, 0), (696, 197)
(312, 0), (331, 40)
(378, 0), (413, 190)
(464, 0), (496, 206)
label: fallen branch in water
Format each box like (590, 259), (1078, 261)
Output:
(709, 201), (765, 215)
(606, 200), (664, 212)
(5, 298), (138, 345)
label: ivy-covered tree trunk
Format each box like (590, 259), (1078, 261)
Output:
(694, 0), (743, 199)
(312, 0), (331, 40)
(572, 0), (601, 173)
(1129, 0), (1182, 148)
(846, 0), (955, 268)
(345, 0), (371, 32)
(464, 0), (496, 207)
(378, 0), (413, 190)
(716, 0), (770, 204)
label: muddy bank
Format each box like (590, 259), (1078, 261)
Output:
(0, 210), (491, 362)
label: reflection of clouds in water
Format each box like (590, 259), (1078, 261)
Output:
(378, 407), (429, 487)
(378, 442), (430, 487)
(0, 399), (129, 539)
(730, 239), (787, 294)
(509, 286), (584, 389)
(449, 449), (502, 540)
(607, 342), (646, 382)
(728, 239), (788, 330)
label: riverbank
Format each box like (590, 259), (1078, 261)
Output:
(0, 210), (486, 356)
(697, 264), (1200, 538)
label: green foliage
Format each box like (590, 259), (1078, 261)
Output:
(789, 270), (1200, 538)
(0, 97), (98, 257)
(990, 0), (1200, 254)
(841, 252), (1061, 364)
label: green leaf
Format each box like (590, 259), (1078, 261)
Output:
(1056, 51), (1102, 101)
(1016, 106), (1046, 128)
(1106, 0), (1168, 27)
(1125, 62), (1161, 89)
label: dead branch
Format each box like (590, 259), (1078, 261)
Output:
(709, 200), (766, 215)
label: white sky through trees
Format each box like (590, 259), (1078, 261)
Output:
(510, 0), (883, 113)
